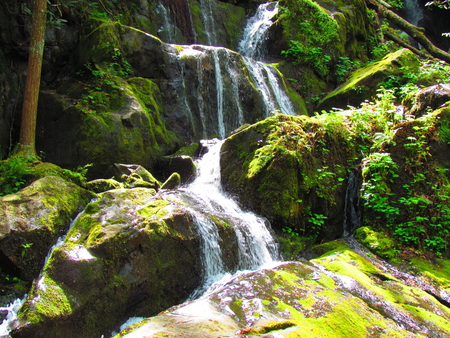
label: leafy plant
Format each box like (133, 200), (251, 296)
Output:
(335, 57), (359, 83)
(280, 0), (339, 77)
(62, 163), (93, 186)
(0, 156), (31, 196)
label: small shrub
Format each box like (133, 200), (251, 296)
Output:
(0, 156), (31, 196)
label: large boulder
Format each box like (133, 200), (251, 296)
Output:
(402, 83), (450, 118)
(115, 239), (450, 337)
(36, 76), (179, 179)
(220, 114), (358, 241)
(0, 176), (95, 281)
(11, 188), (203, 338)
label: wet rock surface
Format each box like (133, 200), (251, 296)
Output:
(116, 239), (450, 338)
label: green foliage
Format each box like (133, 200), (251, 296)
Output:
(367, 35), (396, 61)
(385, 0), (404, 8)
(62, 163), (93, 186)
(0, 156), (31, 196)
(303, 165), (345, 203)
(76, 48), (131, 114)
(361, 153), (400, 224)
(282, 43), (331, 77)
(335, 57), (361, 83)
(318, 84), (450, 255)
(280, 0), (339, 77)
(425, 0), (450, 9)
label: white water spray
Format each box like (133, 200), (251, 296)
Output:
(164, 139), (278, 296)
(239, 2), (295, 116)
(0, 297), (26, 336)
(239, 2), (279, 60)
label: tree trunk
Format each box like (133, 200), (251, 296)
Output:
(365, 0), (450, 63)
(18, 0), (47, 158)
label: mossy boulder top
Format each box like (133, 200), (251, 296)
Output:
(317, 49), (421, 112)
(0, 176), (95, 281)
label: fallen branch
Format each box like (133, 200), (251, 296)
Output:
(383, 30), (432, 59)
(365, 0), (450, 63)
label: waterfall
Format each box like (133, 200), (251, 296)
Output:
(239, 2), (295, 116)
(199, 0), (217, 45)
(156, 0), (176, 43)
(164, 139), (278, 296)
(243, 57), (295, 116)
(343, 168), (363, 237)
(238, 2), (279, 60)
(403, 0), (423, 26)
(169, 47), (199, 138)
(0, 297), (26, 336)
(212, 50), (226, 139)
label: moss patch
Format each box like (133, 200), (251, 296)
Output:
(354, 226), (398, 262)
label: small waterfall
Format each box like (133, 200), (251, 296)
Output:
(243, 57), (295, 116)
(156, 0), (176, 43)
(238, 2), (279, 60)
(212, 50), (226, 139)
(261, 62), (295, 116)
(403, 0), (424, 26)
(0, 297), (26, 336)
(343, 168), (363, 237)
(199, 0), (217, 46)
(238, 2), (295, 116)
(169, 47), (199, 138)
(223, 50), (245, 127)
(164, 139), (278, 295)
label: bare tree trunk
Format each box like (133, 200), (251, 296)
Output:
(19, 0), (47, 158)
(366, 0), (450, 63)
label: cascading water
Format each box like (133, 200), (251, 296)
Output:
(156, 0), (176, 43)
(199, 0), (217, 46)
(239, 2), (296, 116)
(403, 0), (424, 26)
(238, 2), (279, 60)
(212, 50), (226, 139)
(0, 297), (26, 336)
(163, 139), (278, 296)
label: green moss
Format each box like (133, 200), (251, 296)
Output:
(318, 49), (421, 110)
(173, 143), (199, 157)
(136, 200), (171, 218)
(217, 2), (246, 50)
(20, 276), (73, 324)
(354, 226), (398, 261)
(409, 257), (450, 292)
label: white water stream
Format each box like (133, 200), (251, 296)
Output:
(238, 2), (279, 60)
(164, 139), (278, 297)
(239, 2), (295, 116)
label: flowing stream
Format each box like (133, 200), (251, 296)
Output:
(239, 2), (295, 116)
(164, 139), (279, 297)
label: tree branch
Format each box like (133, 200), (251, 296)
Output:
(366, 0), (450, 63)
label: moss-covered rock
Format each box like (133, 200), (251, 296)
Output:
(277, 0), (377, 81)
(0, 176), (95, 281)
(13, 188), (202, 338)
(161, 172), (181, 190)
(115, 240), (450, 337)
(220, 114), (358, 243)
(36, 76), (179, 178)
(156, 155), (197, 184)
(84, 178), (123, 193)
(354, 226), (398, 261)
(317, 49), (421, 111)
(402, 83), (450, 118)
